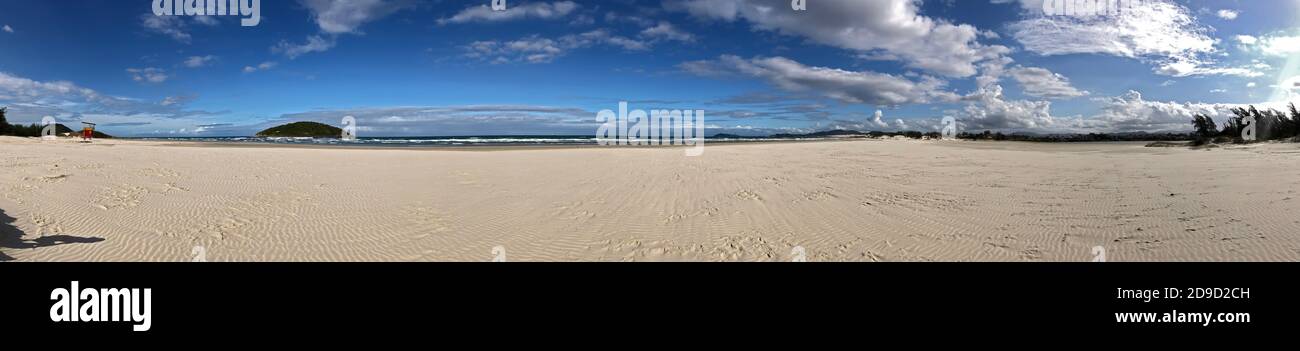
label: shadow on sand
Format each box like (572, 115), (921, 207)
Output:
(0, 208), (105, 261)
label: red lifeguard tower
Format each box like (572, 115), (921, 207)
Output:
(81, 122), (96, 142)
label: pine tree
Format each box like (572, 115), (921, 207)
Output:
(0, 107), (11, 135)
(1284, 102), (1294, 138)
(1191, 114), (1217, 144)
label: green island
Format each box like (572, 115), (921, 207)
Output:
(255, 121), (343, 138)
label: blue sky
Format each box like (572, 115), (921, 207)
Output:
(1, 0), (1298, 137)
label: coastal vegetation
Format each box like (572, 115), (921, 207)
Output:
(1190, 104), (1300, 146)
(0, 107), (113, 138)
(753, 104), (1300, 144)
(762, 129), (1191, 143)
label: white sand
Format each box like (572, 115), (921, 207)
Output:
(2, 136), (1299, 262)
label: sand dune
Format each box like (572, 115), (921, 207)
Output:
(2, 136), (1298, 262)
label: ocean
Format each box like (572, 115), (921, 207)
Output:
(129, 135), (816, 147)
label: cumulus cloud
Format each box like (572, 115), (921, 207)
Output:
(1007, 0), (1259, 77)
(681, 55), (960, 106)
(973, 56), (1015, 90)
(1007, 66), (1088, 99)
(958, 85), (1060, 130)
(438, 1), (579, 25)
(127, 68), (169, 84)
(894, 119), (908, 130)
(1091, 90), (1236, 132)
(953, 82), (1262, 133)
(872, 110), (889, 128)
(670, 0), (1009, 77)
(2, 25), (13, 33)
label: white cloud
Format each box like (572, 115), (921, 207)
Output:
(0, 72), (98, 103)
(1216, 9), (1239, 20)
(1091, 90), (1235, 132)
(1154, 60), (1263, 78)
(301, 0), (412, 34)
(1277, 76), (1300, 100)
(439, 1), (579, 25)
(126, 68), (169, 84)
(1011, 1), (1212, 58)
(2, 25), (13, 33)
(973, 56), (1014, 90)
(141, 15), (191, 43)
(576, 30), (649, 51)
(872, 110), (889, 128)
(1247, 82), (1257, 88)
(1008, 0), (1258, 77)
(642, 21), (696, 42)
(464, 30), (648, 64)
(894, 119), (908, 130)
(139, 12), (241, 43)
(1210, 89), (1227, 93)
(194, 15), (220, 26)
(1007, 66), (1088, 99)
(604, 12), (655, 27)
(242, 62), (278, 73)
(954, 86), (1246, 133)
(183, 55), (217, 68)
(671, 0), (1009, 77)
(160, 95), (195, 106)
(958, 85), (1060, 130)
(0, 71), (217, 133)
(989, 0), (1044, 11)
(640, 21), (695, 43)
(681, 55), (960, 106)
(273, 35), (337, 59)
(464, 38), (561, 64)
(276, 0), (413, 59)
(1242, 33), (1300, 57)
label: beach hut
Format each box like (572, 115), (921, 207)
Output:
(81, 122), (96, 142)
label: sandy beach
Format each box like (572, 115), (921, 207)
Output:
(2, 136), (1299, 262)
